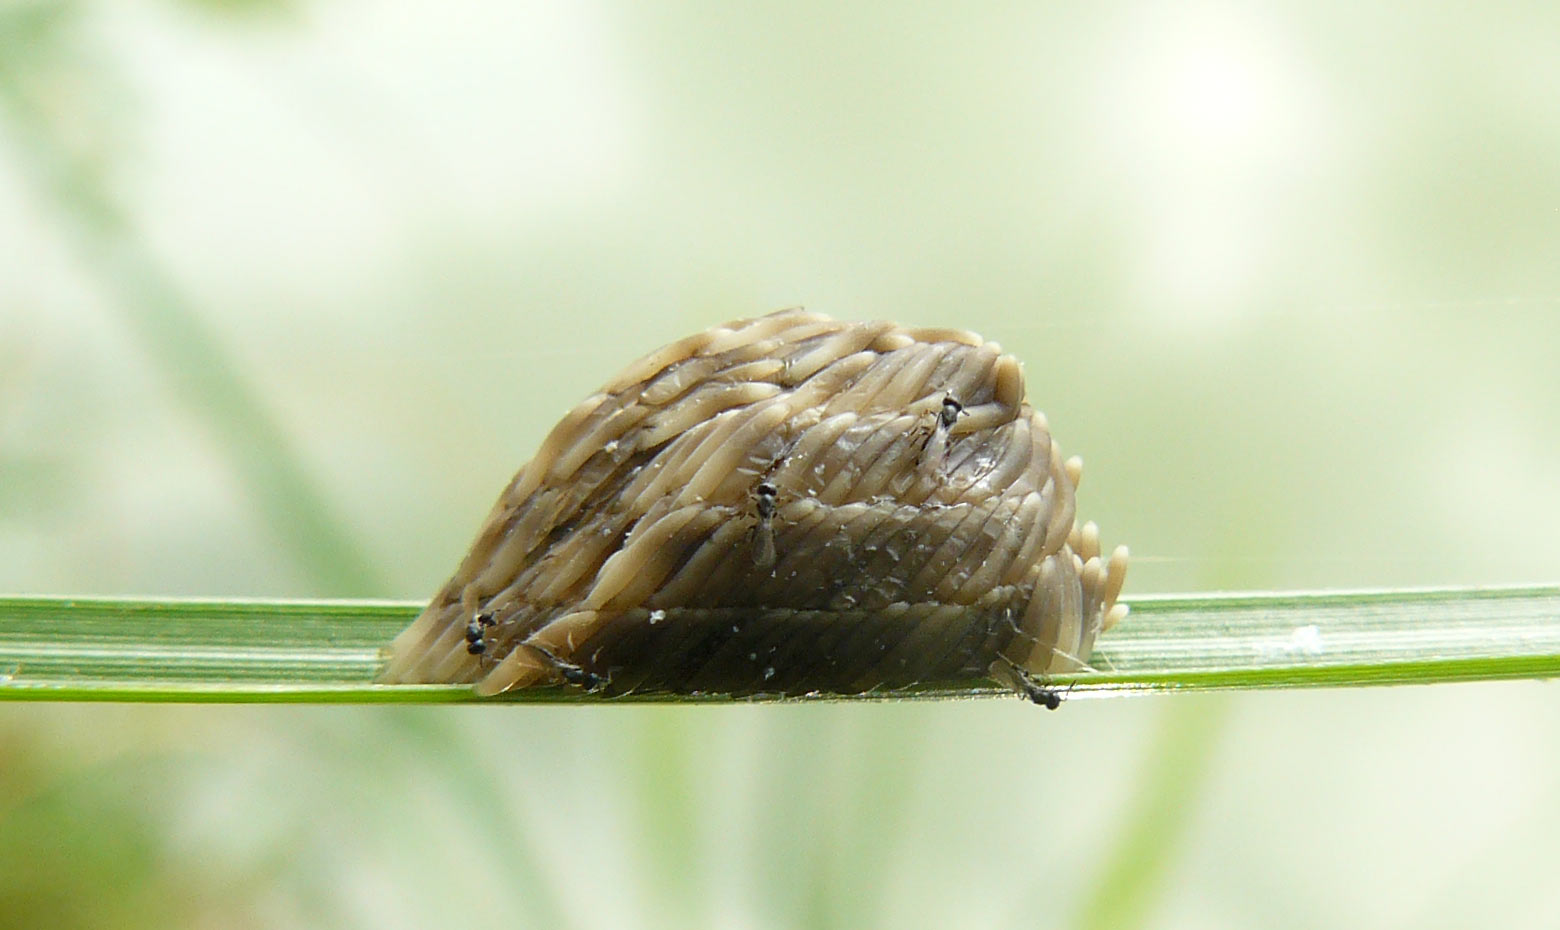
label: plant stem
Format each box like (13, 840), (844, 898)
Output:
(1, 586), (1557, 703)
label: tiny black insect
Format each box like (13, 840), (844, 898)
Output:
(557, 661), (607, 691)
(465, 611), (496, 655)
(938, 394), (964, 430)
(918, 393), (967, 473)
(1024, 683), (1063, 711)
(752, 482), (778, 568)
(1006, 661), (1068, 710)
(525, 642), (608, 692)
(756, 482), (778, 517)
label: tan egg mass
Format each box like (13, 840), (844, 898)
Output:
(381, 309), (1128, 703)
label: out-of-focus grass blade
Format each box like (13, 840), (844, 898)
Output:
(0, 13), (383, 597)
(0, 586), (1557, 703)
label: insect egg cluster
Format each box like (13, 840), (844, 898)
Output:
(382, 309), (1128, 703)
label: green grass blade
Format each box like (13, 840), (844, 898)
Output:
(0, 596), (436, 703)
(0, 586), (1557, 703)
(1089, 584), (1560, 694)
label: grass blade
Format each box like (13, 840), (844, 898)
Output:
(0, 586), (1557, 703)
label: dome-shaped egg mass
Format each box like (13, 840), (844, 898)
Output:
(381, 309), (1128, 703)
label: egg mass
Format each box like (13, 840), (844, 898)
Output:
(381, 309), (1128, 702)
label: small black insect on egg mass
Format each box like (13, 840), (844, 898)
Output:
(524, 643), (608, 692)
(465, 611), (496, 655)
(938, 394), (964, 430)
(1008, 664), (1067, 710)
(557, 662), (607, 692)
(918, 392), (966, 467)
(752, 482), (778, 568)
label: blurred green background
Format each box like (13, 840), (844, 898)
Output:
(3, 1), (1560, 927)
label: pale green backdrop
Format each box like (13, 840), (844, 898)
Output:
(3, 1), (1559, 928)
